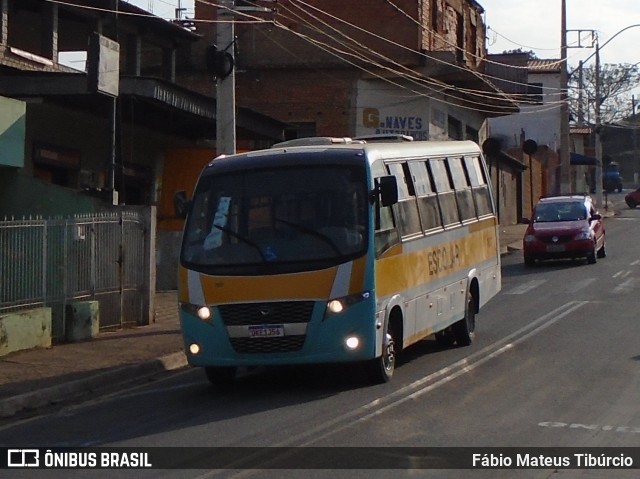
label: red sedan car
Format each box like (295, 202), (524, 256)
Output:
(522, 195), (606, 266)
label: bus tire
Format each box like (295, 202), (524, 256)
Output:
(453, 292), (476, 347)
(435, 330), (455, 347)
(205, 366), (237, 387)
(366, 325), (396, 383)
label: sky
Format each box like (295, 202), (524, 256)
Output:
(124, 0), (195, 21)
(481, 0), (640, 69)
(125, 0), (640, 70)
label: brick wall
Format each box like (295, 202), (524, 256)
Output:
(191, 0), (490, 137)
(237, 68), (360, 136)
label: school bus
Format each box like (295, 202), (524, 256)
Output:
(174, 137), (501, 385)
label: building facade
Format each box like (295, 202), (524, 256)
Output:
(0, 0), (288, 291)
(185, 0), (517, 143)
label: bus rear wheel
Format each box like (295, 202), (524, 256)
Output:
(366, 326), (396, 384)
(453, 292), (476, 347)
(435, 330), (455, 347)
(205, 366), (237, 387)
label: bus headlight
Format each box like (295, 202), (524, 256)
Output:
(180, 303), (212, 322)
(345, 336), (360, 350)
(326, 291), (370, 317)
(197, 306), (211, 321)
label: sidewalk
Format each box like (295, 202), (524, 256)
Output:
(0, 223), (530, 418)
(0, 292), (185, 418)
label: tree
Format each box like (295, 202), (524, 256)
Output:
(568, 62), (640, 124)
(500, 48), (538, 59)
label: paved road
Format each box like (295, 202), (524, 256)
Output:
(1, 195), (638, 478)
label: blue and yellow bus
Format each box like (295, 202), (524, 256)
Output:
(174, 138), (501, 385)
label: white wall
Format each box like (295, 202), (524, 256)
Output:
(486, 70), (562, 150)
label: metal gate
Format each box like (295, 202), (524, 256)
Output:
(0, 208), (154, 342)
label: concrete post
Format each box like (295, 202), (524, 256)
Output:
(216, 0), (236, 155)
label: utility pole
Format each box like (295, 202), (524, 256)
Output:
(577, 61), (584, 125)
(216, 0), (236, 155)
(633, 95), (639, 186)
(559, 0), (570, 194)
(594, 40), (604, 209)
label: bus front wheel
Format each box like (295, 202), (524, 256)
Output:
(205, 366), (237, 387)
(366, 325), (396, 384)
(453, 292), (476, 347)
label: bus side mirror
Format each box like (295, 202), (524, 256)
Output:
(378, 176), (398, 207)
(174, 190), (190, 219)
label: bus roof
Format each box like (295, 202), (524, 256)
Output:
(208, 140), (484, 172)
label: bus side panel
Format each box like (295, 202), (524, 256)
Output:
(374, 217), (500, 346)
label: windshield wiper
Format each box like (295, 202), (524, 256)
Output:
(274, 217), (343, 256)
(209, 224), (268, 263)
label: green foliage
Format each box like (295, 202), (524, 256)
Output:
(501, 48), (538, 59)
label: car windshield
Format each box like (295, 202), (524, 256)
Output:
(534, 201), (586, 222)
(181, 164), (368, 272)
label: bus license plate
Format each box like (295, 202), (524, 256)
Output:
(546, 245), (565, 253)
(248, 325), (284, 338)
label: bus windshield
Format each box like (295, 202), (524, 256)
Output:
(181, 164), (368, 273)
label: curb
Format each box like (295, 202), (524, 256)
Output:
(0, 351), (188, 418)
(500, 242), (522, 256)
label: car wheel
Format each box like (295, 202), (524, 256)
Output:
(452, 292), (476, 347)
(205, 366), (237, 387)
(524, 254), (535, 267)
(587, 242), (597, 264)
(366, 323), (396, 383)
(597, 241), (606, 258)
(626, 199), (637, 208)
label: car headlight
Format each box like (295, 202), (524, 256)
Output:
(326, 291), (370, 316)
(180, 302), (212, 322)
(574, 231), (592, 240)
(524, 234), (538, 243)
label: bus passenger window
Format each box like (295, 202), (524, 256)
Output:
(464, 156), (494, 217)
(374, 191), (399, 257)
(429, 159), (460, 227)
(386, 162), (423, 238)
(448, 156), (477, 222)
(409, 160), (443, 232)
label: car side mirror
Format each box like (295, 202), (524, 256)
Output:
(520, 217), (531, 224)
(376, 176), (399, 207)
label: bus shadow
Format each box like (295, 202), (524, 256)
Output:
(193, 338), (451, 398)
(397, 337), (455, 366)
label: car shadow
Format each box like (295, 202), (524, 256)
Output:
(502, 256), (590, 278)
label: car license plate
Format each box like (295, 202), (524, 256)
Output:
(546, 244), (565, 253)
(248, 325), (284, 338)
